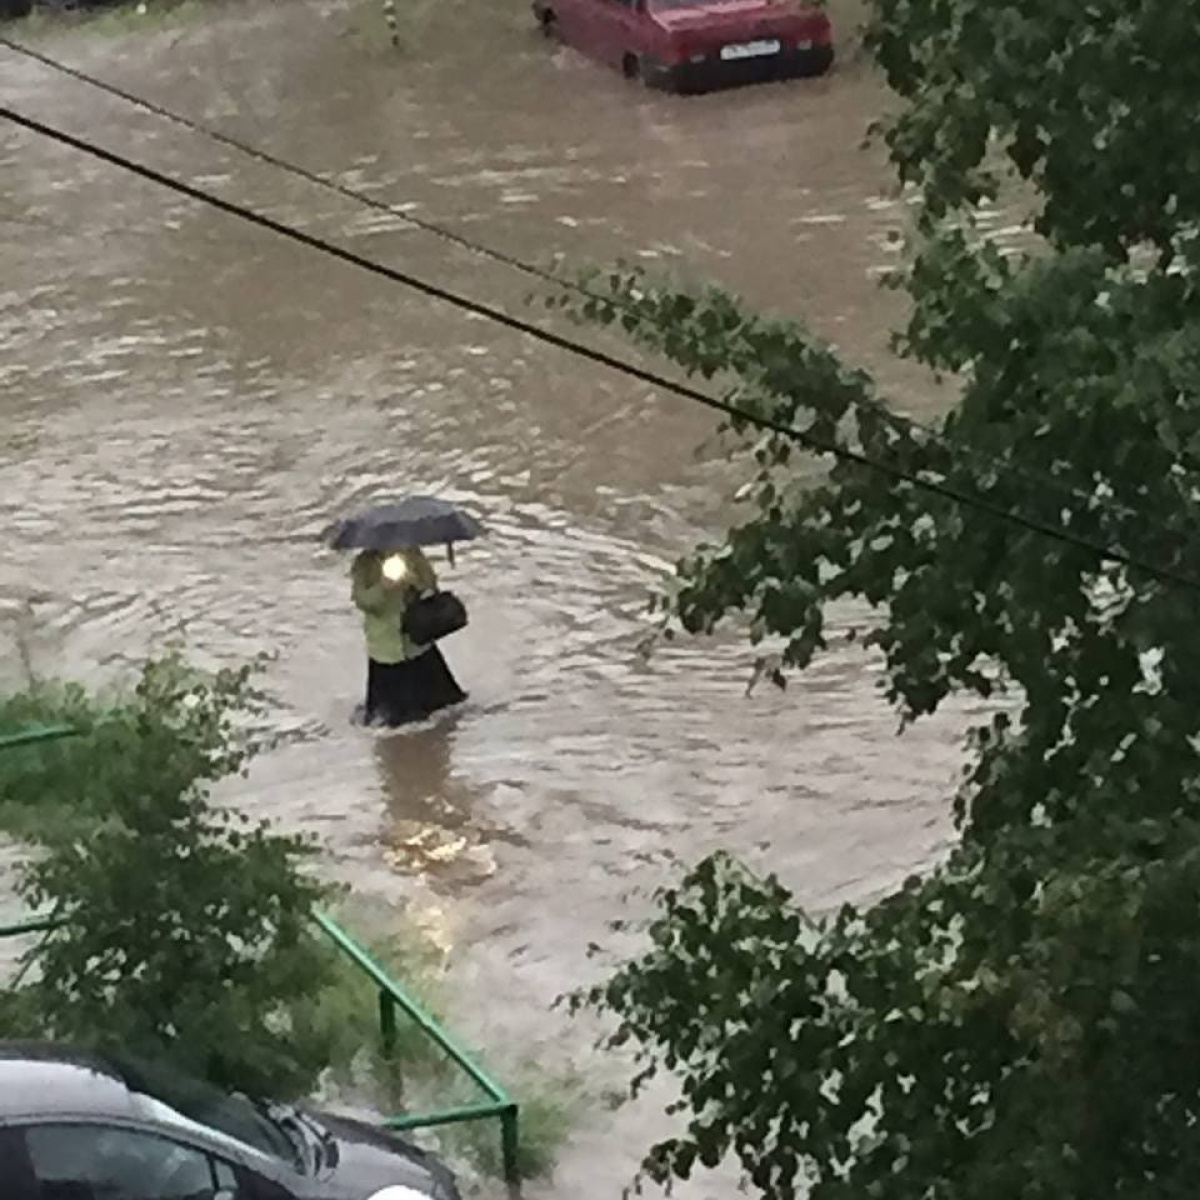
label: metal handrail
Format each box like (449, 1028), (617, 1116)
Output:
(313, 911), (507, 1101)
(0, 725), (78, 750)
(0, 915), (58, 938)
(313, 911), (520, 1182)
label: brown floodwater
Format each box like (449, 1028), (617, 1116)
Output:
(0, 4), (1014, 1195)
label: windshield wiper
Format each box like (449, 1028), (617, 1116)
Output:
(293, 1109), (340, 1170)
(253, 1101), (323, 1174)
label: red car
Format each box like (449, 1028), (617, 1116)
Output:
(533, 0), (833, 93)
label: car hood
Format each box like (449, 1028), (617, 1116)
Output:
(648, 0), (825, 35)
(305, 1110), (459, 1200)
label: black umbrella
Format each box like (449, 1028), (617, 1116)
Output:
(323, 496), (483, 552)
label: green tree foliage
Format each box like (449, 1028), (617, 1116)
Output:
(865, 0), (1200, 256)
(551, 2), (1200, 1196)
(0, 652), (269, 841)
(0, 653), (343, 1097)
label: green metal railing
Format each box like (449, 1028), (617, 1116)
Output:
(0, 724), (78, 750)
(0, 915), (57, 940)
(313, 912), (520, 1182)
(0, 724), (521, 1183)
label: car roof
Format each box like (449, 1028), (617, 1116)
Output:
(0, 1042), (136, 1120)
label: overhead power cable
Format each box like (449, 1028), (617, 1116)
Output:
(3, 34), (1192, 542)
(4, 101), (1200, 596)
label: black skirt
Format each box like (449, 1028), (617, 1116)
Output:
(365, 647), (467, 727)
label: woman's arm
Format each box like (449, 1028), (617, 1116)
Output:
(351, 553), (389, 614)
(407, 548), (438, 595)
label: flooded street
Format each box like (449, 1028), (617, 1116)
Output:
(2, 3), (978, 1193)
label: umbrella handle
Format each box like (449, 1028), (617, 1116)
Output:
(447, 542), (456, 568)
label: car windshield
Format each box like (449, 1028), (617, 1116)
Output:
(111, 1054), (304, 1171)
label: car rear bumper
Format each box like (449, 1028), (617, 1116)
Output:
(644, 42), (834, 93)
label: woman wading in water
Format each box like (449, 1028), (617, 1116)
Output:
(351, 546), (466, 726)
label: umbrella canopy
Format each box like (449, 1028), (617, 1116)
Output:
(323, 497), (483, 552)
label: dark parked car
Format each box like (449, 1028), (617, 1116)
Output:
(0, 1042), (460, 1200)
(533, 0), (833, 93)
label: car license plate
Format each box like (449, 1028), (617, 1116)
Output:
(720, 38), (781, 60)
(796, 38), (812, 49)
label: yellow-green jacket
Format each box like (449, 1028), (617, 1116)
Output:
(351, 548), (437, 664)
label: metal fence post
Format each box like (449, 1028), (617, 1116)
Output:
(501, 1104), (520, 1188)
(379, 988), (397, 1058)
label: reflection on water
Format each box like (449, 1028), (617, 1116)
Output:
(375, 721), (506, 887)
(0, 7), (1013, 1194)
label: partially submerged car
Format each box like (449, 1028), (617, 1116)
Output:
(533, 0), (833, 93)
(0, 1042), (460, 1200)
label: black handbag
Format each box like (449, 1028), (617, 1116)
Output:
(403, 590), (468, 645)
